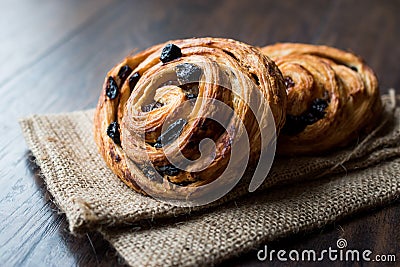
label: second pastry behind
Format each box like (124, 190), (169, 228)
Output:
(262, 43), (382, 155)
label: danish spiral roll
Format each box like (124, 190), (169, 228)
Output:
(94, 38), (286, 203)
(262, 43), (381, 155)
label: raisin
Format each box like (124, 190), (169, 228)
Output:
(185, 93), (198, 100)
(180, 82), (199, 94)
(310, 98), (328, 118)
(141, 104), (153, 113)
(153, 101), (164, 109)
(106, 77), (118, 99)
(160, 44), (182, 63)
(118, 65), (133, 81)
(153, 142), (163, 149)
(142, 166), (162, 183)
(284, 76), (295, 89)
(154, 118), (187, 147)
(107, 121), (121, 145)
(175, 63), (202, 85)
(128, 72), (140, 92)
(141, 101), (164, 112)
(282, 98), (328, 135)
(169, 179), (193, 186)
(156, 164), (180, 176)
(301, 112), (319, 124)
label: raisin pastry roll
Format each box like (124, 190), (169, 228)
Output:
(94, 38), (286, 204)
(262, 43), (381, 155)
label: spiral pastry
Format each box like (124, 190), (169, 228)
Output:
(94, 38), (286, 203)
(261, 43), (381, 155)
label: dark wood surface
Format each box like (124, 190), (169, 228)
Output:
(1, 0), (399, 266)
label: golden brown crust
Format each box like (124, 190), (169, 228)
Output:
(94, 37), (287, 200)
(261, 43), (382, 156)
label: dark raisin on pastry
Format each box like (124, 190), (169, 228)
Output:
(118, 65), (133, 81)
(185, 93), (198, 100)
(160, 44), (182, 63)
(168, 179), (193, 186)
(107, 121), (121, 145)
(284, 76), (295, 88)
(106, 77), (118, 99)
(156, 164), (180, 176)
(141, 101), (164, 112)
(282, 98), (328, 135)
(175, 63), (202, 85)
(153, 118), (187, 148)
(180, 82), (199, 95)
(142, 165), (163, 183)
(153, 142), (163, 149)
(128, 72), (140, 92)
(311, 98), (329, 115)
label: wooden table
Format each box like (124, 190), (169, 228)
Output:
(1, 0), (399, 266)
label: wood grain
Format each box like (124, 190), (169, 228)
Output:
(0, 0), (114, 85)
(0, 0), (399, 266)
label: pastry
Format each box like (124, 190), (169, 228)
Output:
(262, 43), (381, 155)
(94, 38), (286, 203)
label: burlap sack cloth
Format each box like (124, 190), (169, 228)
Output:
(20, 92), (400, 266)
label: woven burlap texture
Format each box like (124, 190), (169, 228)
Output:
(20, 94), (400, 267)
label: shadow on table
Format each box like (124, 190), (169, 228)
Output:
(25, 151), (128, 267)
